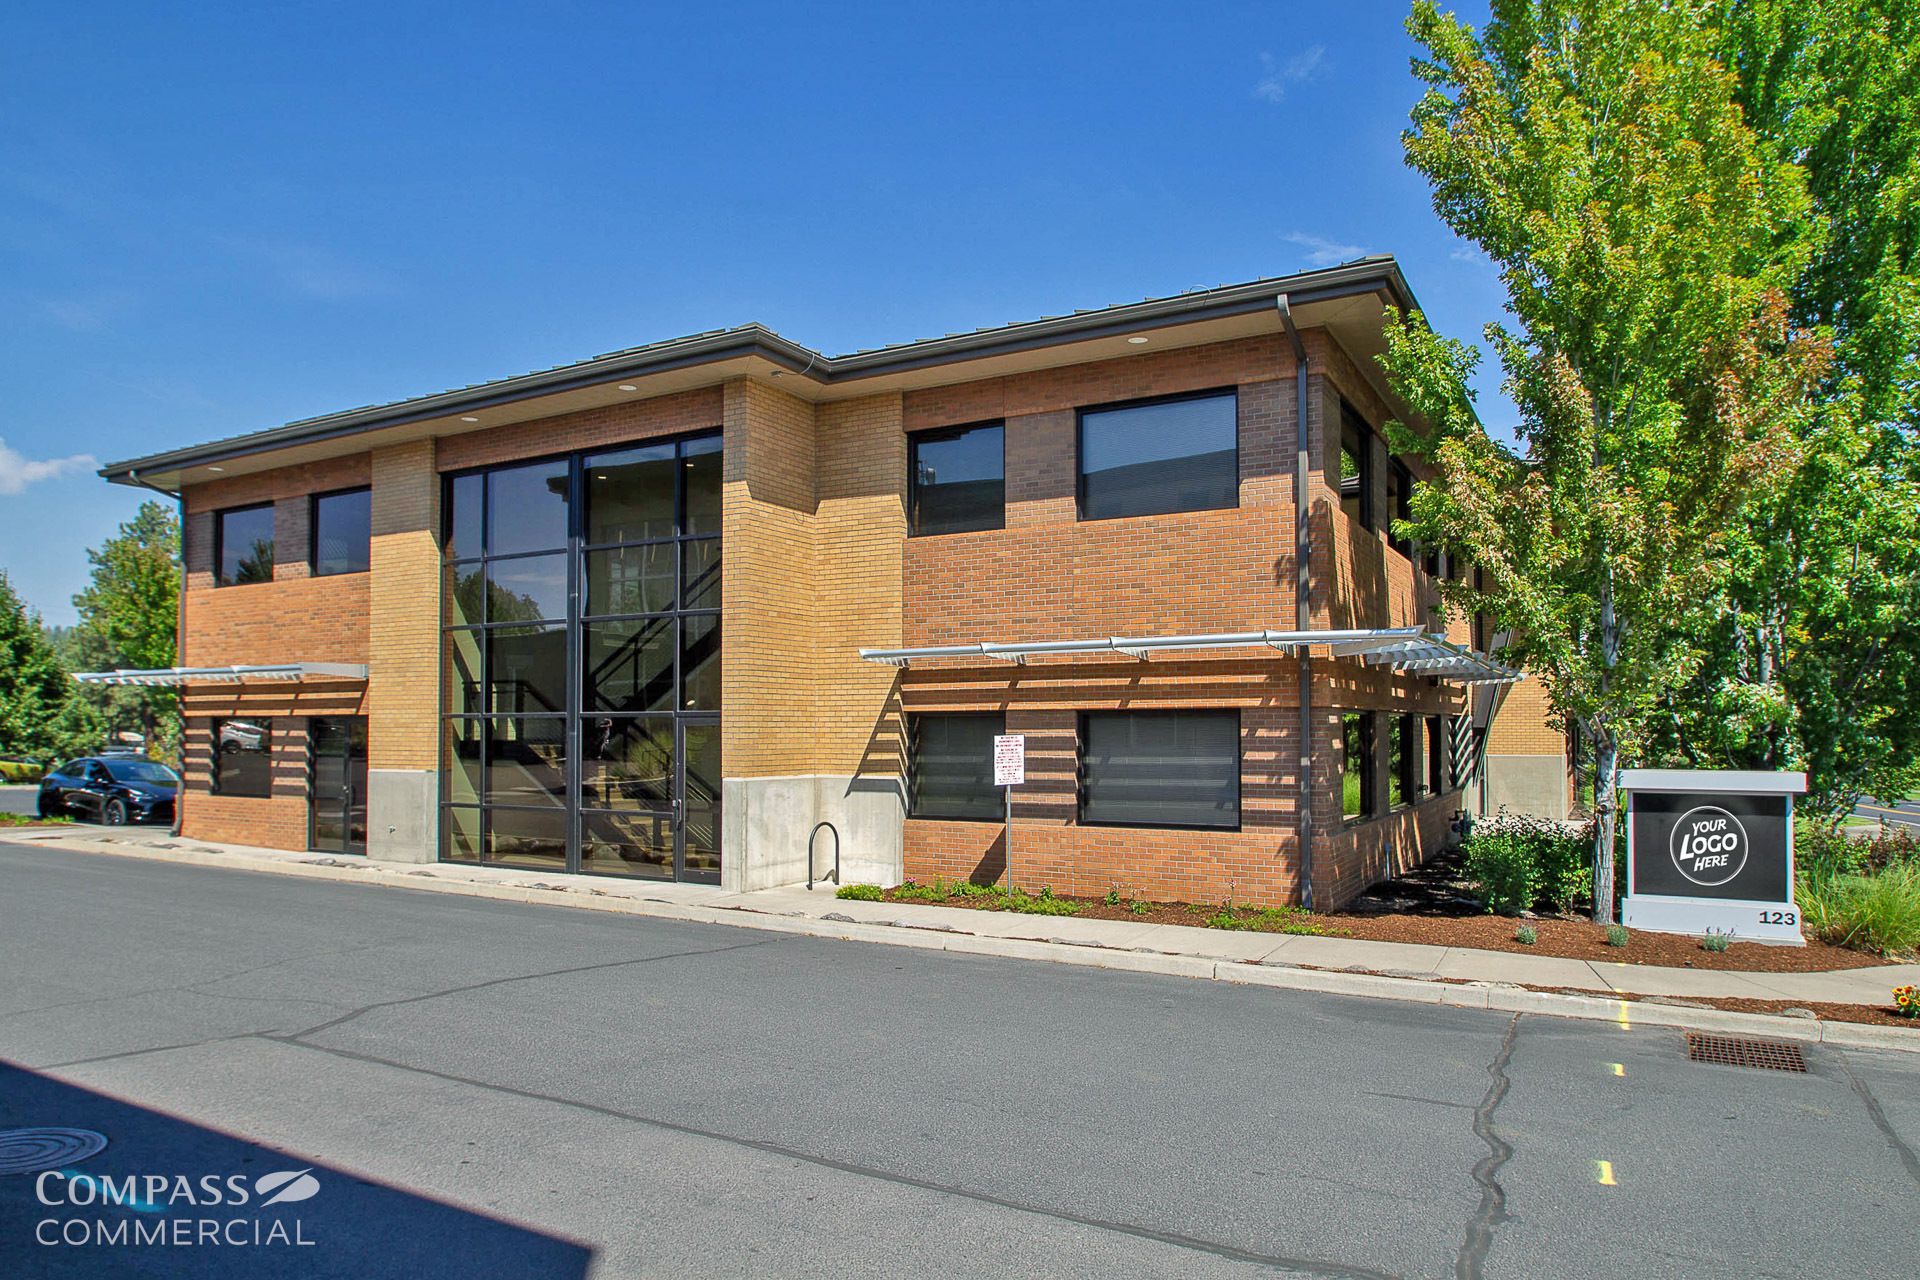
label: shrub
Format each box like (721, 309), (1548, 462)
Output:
(1461, 811), (1593, 915)
(1798, 861), (1920, 955)
(1701, 929), (1732, 953)
(1129, 898), (1153, 915)
(1514, 925), (1537, 945)
(1104, 886), (1121, 906)
(892, 880), (950, 902)
(1605, 924), (1629, 947)
(1464, 828), (1541, 915)
(835, 884), (884, 902)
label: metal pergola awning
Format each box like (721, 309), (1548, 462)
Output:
(859, 627), (1522, 683)
(70, 662), (370, 687)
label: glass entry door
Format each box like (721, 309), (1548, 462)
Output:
(310, 717), (368, 855)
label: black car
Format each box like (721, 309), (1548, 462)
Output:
(38, 756), (179, 825)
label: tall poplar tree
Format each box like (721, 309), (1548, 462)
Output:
(1381, 0), (1830, 921)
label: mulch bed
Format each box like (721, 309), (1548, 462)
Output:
(877, 841), (1898, 975)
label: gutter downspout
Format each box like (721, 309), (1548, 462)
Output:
(1276, 296), (1314, 910)
(129, 470), (187, 839)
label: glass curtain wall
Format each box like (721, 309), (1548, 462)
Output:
(441, 431), (722, 881)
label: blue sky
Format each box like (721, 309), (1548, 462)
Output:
(0, 0), (1505, 626)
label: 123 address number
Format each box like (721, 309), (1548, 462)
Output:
(1758, 909), (1797, 927)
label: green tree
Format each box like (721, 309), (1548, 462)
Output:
(1645, 0), (1920, 821)
(66, 501), (181, 761)
(0, 572), (71, 758)
(1382, 0), (1831, 921)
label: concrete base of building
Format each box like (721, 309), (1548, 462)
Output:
(1477, 754), (1571, 822)
(368, 768), (438, 863)
(721, 774), (904, 894)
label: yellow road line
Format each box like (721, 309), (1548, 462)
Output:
(1595, 1160), (1617, 1186)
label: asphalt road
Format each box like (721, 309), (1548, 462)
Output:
(1, 842), (1915, 1280)
(1854, 795), (1920, 831)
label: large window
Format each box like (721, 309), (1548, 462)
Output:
(1342, 712), (1375, 821)
(1339, 402), (1374, 531)
(311, 487), (371, 576)
(442, 431), (722, 881)
(215, 505), (275, 586)
(1079, 710), (1239, 829)
(908, 713), (1005, 820)
(910, 423), (1004, 535)
(1078, 391), (1237, 521)
(212, 718), (272, 797)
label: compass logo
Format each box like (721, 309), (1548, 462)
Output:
(1669, 806), (1750, 887)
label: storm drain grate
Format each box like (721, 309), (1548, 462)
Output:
(1686, 1033), (1807, 1072)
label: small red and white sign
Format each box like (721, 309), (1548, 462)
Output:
(992, 734), (1025, 787)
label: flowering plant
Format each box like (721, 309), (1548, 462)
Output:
(1894, 986), (1919, 1019)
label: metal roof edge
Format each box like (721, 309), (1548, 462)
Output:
(102, 257), (1416, 484)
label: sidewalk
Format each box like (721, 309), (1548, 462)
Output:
(9, 824), (1918, 1052)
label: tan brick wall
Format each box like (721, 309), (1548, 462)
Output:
(1487, 678), (1564, 755)
(368, 440), (439, 771)
(722, 378), (819, 778)
(815, 393), (907, 778)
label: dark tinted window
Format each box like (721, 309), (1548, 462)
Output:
(586, 443), (675, 545)
(1428, 715), (1447, 793)
(1389, 714), (1415, 807)
(487, 459), (569, 556)
(312, 488), (371, 576)
(1340, 403), (1373, 531)
(487, 625), (567, 715)
(910, 423), (1004, 536)
(1080, 711), (1239, 829)
(908, 714), (1004, 821)
(212, 718), (271, 796)
(1080, 393), (1237, 521)
(105, 760), (177, 784)
(1387, 462), (1413, 557)
(1342, 712), (1375, 820)
(683, 435), (723, 536)
(215, 505), (275, 586)
(447, 473), (482, 560)
(484, 553), (568, 623)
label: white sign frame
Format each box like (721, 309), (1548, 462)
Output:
(1619, 770), (1805, 945)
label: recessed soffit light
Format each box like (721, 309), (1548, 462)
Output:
(618, 384), (637, 391)
(207, 466), (224, 472)
(1127, 336), (1150, 345)
(460, 415), (480, 423)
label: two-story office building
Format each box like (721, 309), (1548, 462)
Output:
(89, 258), (1565, 907)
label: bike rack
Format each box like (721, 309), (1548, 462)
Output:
(807, 821), (840, 891)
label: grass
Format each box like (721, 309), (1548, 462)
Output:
(850, 879), (1083, 917)
(1798, 861), (1920, 955)
(0, 812), (68, 826)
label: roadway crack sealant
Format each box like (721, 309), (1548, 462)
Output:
(1455, 1013), (1521, 1280)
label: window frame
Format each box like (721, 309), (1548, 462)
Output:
(209, 717), (273, 798)
(1338, 400), (1375, 532)
(1076, 708), (1242, 832)
(212, 502), (276, 588)
(1075, 387), (1241, 523)
(438, 427), (724, 881)
(1386, 460), (1414, 558)
(908, 420), (1006, 537)
(1341, 711), (1377, 823)
(309, 485), (373, 578)
(905, 711), (1007, 822)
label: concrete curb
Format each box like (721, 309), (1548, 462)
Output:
(18, 833), (1920, 1055)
